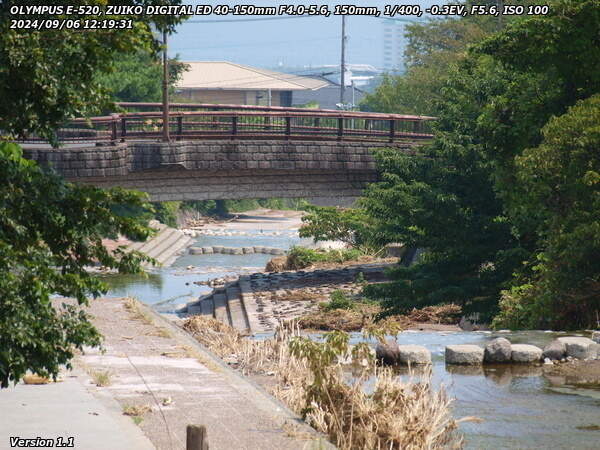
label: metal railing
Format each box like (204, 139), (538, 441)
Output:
(18, 104), (436, 145)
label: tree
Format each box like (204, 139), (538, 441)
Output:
(97, 51), (189, 103)
(299, 205), (378, 252)
(0, 1), (185, 143)
(360, 6), (500, 115)
(0, 2), (185, 387)
(494, 95), (600, 329)
(359, 0), (600, 326)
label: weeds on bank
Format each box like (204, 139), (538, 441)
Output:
(123, 403), (151, 425)
(124, 297), (154, 325)
(182, 316), (463, 449)
(90, 370), (112, 387)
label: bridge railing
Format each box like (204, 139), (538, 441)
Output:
(18, 104), (435, 145)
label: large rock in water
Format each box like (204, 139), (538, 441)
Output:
(398, 345), (431, 365)
(592, 331), (600, 344)
(484, 337), (512, 363)
(445, 345), (484, 365)
(511, 344), (542, 363)
(542, 339), (566, 360)
(376, 340), (401, 365)
(557, 337), (598, 359)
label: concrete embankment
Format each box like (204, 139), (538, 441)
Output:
(102, 220), (194, 268)
(128, 221), (194, 267)
(179, 263), (391, 334)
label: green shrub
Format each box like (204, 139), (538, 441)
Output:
(323, 290), (355, 311)
(286, 246), (364, 270)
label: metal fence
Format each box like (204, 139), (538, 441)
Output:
(18, 104), (436, 145)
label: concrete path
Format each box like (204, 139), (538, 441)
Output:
(74, 297), (323, 450)
(0, 370), (153, 450)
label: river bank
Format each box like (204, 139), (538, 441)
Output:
(98, 209), (600, 449)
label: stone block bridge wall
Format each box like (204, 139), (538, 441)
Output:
(23, 140), (413, 203)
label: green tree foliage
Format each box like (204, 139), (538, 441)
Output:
(0, 143), (153, 387)
(494, 95), (600, 329)
(360, 6), (500, 115)
(152, 201), (182, 228)
(361, 60), (523, 318)
(0, 2), (185, 386)
(299, 205), (378, 251)
(315, 0), (600, 327)
(97, 51), (188, 103)
(0, 1), (185, 143)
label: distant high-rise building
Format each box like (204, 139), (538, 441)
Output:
(382, 19), (405, 72)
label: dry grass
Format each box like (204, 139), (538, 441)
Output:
(23, 374), (52, 385)
(298, 304), (379, 332)
(123, 297), (154, 325)
(297, 303), (462, 332)
(182, 316), (464, 449)
(123, 404), (152, 416)
(90, 370), (112, 387)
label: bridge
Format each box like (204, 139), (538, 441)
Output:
(20, 103), (434, 204)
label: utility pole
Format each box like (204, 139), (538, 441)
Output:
(339, 15), (346, 105)
(162, 29), (170, 142)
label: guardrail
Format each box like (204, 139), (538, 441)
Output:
(18, 104), (436, 144)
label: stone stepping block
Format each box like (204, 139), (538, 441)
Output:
(212, 246), (224, 253)
(398, 345), (431, 365)
(375, 340), (400, 365)
(253, 246), (265, 253)
(242, 247), (254, 254)
(189, 247), (203, 255)
(557, 337), (599, 359)
(542, 339), (566, 360)
(511, 344), (542, 363)
(202, 246), (213, 254)
(445, 345), (484, 365)
(484, 337), (512, 363)
(593, 331), (600, 344)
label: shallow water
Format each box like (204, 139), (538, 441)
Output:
(98, 230), (600, 449)
(350, 331), (600, 450)
(100, 231), (310, 308)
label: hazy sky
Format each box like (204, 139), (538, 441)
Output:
(169, 0), (446, 70)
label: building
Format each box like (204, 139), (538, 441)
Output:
(174, 61), (331, 106)
(291, 83), (366, 110)
(382, 19), (406, 71)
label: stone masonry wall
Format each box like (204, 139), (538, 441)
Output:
(22, 140), (412, 202)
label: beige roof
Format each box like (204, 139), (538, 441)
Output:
(177, 61), (331, 91)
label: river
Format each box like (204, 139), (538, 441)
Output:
(99, 216), (600, 449)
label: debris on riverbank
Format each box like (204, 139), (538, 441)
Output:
(182, 316), (465, 449)
(297, 302), (462, 332)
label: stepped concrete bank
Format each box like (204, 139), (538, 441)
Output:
(179, 263), (390, 334)
(128, 221), (194, 267)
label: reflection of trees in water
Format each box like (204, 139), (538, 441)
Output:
(97, 272), (163, 292)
